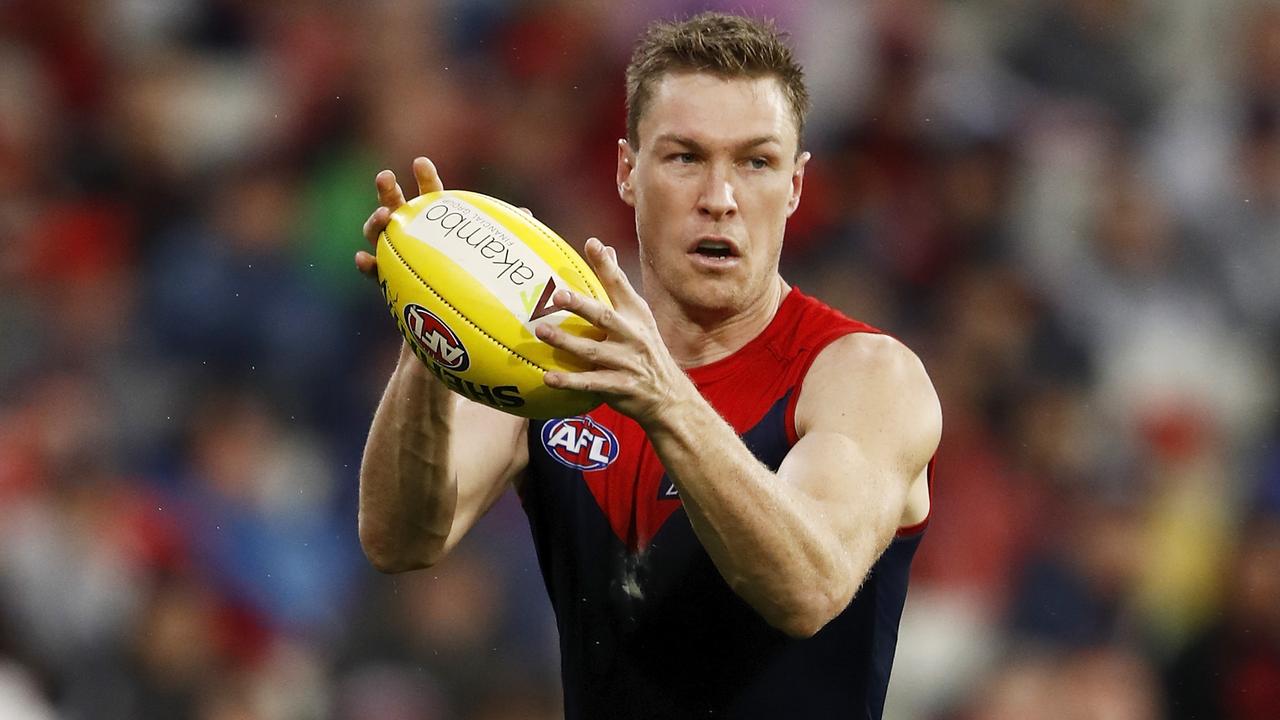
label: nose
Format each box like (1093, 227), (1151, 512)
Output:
(697, 165), (737, 220)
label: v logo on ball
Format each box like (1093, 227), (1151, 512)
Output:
(525, 277), (561, 322)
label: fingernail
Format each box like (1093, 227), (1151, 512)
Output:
(607, 246), (617, 262)
(554, 290), (573, 306)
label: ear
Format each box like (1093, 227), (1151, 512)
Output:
(786, 151), (810, 218)
(617, 139), (637, 207)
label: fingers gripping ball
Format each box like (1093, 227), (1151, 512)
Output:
(377, 190), (611, 419)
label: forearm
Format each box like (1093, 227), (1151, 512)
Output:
(358, 343), (458, 572)
(643, 389), (857, 637)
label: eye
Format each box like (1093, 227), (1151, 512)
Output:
(675, 152), (697, 164)
(748, 157), (769, 170)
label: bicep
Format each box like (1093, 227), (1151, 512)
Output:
(776, 430), (909, 561)
(781, 334), (941, 556)
(442, 397), (529, 554)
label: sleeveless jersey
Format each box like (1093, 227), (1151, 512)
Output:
(519, 288), (928, 719)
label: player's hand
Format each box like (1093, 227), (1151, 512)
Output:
(355, 156), (444, 280)
(534, 238), (697, 425)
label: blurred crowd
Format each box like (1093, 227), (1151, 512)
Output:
(1, 0), (1278, 718)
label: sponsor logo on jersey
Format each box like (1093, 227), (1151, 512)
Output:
(403, 304), (469, 372)
(541, 416), (619, 471)
(657, 475), (680, 500)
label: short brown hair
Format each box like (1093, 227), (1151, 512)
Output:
(625, 12), (811, 152)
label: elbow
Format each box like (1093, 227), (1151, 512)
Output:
(775, 616), (827, 640)
(759, 584), (855, 639)
(358, 521), (436, 574)
(363, 549), (428, 575)
(770, 605), (840, 640)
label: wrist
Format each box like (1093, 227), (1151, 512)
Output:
(637, 373), (704, 442)
(390, 343), (455, 420)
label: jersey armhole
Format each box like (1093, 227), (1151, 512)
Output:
(895, 457), (934, 538)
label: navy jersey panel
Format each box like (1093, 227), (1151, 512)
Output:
(519, 288), (926, 719)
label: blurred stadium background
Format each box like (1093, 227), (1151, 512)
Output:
(2, 0), (1279, 718)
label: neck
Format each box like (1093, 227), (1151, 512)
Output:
(648, 276), (790, 368)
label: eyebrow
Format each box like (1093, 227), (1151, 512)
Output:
(653, 133), (783, 152)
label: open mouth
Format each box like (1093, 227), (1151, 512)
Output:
(691, 238), (739, 259)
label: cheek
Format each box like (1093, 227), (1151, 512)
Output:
(638, 174), (684, 208)
(634, 182), (685, 237)
(746, 184), (793, 226)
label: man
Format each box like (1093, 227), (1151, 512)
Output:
(354, 12), (939, 719)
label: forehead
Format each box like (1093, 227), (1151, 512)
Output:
(637, 72), (797, 151)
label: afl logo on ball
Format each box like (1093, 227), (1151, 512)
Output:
(541, 416), (619, 471)
(403, 304), (470, 372)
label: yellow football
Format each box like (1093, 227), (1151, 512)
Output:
(376, 190), (610, 419)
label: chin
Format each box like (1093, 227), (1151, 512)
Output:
(670, 278), (751, 317)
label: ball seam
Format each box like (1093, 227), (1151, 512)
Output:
(382, 230), (547, 373)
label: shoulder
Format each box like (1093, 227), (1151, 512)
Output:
(795, 332), (941, 458)
(808, 332), (924, 384)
